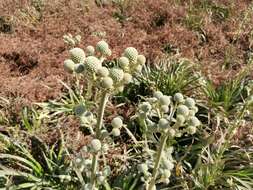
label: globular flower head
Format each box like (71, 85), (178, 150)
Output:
(74, 63), (85, 73)
(96, 40), (109, 55)
(137, 163), (149, 174)
(123, 47), (138, 63)
(116, 85), (124, 93)
(176, 114), (185, 126)
(101, 77), (114, 89)
(161, 105), (169, 113)
(159, 95), (171, 106)
(177, 105), (189, 116)
(97, 67), (109, 77)
(112, 128), (121, 137)
(188, 116), (200, 127)
(153, 91), (163, 100)
(84, 56), (101, 73)
(187, 126), (197, 135)
(158, 118), (169, 129)
(111, 117), (123, 128)
(90, 139), (101, 152)
(64, 59), (75, 73)
(118, 56), (129, 69)
(139, 102), (152, 113)
(69, 48), (85, 63)
(109, 68), (124, 82)
(104, 48), (112, 57)
(85, 45), (95, 56)
(174, 93), (184, 103)
(123, 73), (132, 84)
(137, 54), (146, 65)
(134, 64), (143, 73)
(185, 97), (195, 108)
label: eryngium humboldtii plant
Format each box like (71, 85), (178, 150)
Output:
(63, 40), (146, 189)
(136, 91), (201, 190)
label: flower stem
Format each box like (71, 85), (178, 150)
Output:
(90, 91), (108, 189)
(148, 134), (168, 190)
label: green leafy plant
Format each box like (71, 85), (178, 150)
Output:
(136, 56), (200, 96)
(0, 133), (76, 189)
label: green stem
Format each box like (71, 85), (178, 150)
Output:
(90, 91), (109, 189)
(148, 134), (168, 190)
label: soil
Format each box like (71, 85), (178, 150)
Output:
(0, 0), (252, 103)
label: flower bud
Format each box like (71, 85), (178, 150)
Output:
(97, 67), (109, 77)
(85, 45), (95, 56)
(176, 114), (185, 126)
(119, 56), (129, 69)
(64, 59), (75, 73)
(158, 118), (169, 129)
(123, 47), (138, 63)
(101, 77), (114, 89)
(159, 95), (171, 106)
(161, 105), (169, 113)
(123, 73), (132, 84)
(137, 54), (146, 65)
(187, 126), (197, 135)
(84, 56), (101, 73)
(90, 139), (101, 152)
(111, 117), (123, 128)
(96, 40), (109, 55)
(112, 128), (121, 137)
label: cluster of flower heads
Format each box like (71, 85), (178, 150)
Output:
(138, 147), (174, 185)
(63, 33), (81, 48)
(63, 40), (146, 93)
(138, 91), (201, 137)
(72, 111), (125, 187)
(136, 91), (201, 187)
